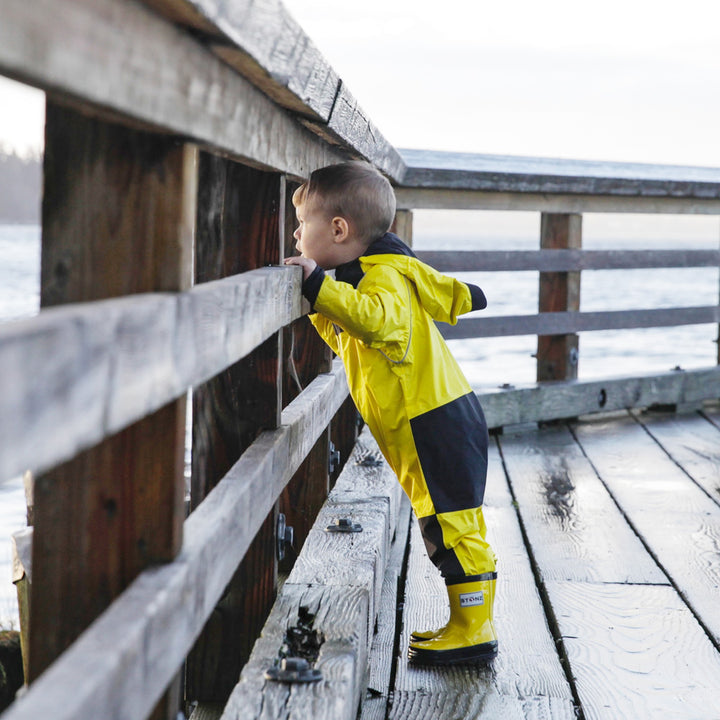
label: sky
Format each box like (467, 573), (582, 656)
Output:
(2, 0), (720, 168)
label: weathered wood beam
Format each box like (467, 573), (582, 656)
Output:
(400, 149), (720, 199)
(0, 265), (303, 485)
(477, 366), (720, 429)
(415, 249), (720, 272)
(0, 0), (344, 177)
(441, 305), (720, 340)
(0, 360), (349, 720)
(188, 157), (285, 703)
(30, 109), (196, 720)
(394, 187), (720, 214)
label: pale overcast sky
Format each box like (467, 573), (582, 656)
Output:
(1, 0), (720, 168)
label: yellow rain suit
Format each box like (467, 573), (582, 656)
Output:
(302, 233), (495, 578)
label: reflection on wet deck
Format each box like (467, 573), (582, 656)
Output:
(364, 403), (720, 720)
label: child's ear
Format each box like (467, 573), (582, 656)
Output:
(331, 216), (350, 243)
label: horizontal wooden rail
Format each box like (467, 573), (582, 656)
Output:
(0, 266), (303, 483)
(0, 359), (349, 720)
(394, 187), (720, 214)
(478, 366), (720, 428)
(441, 305), (720, 340)
(416, 249), (720, 273)
(400, 149), (720, 199)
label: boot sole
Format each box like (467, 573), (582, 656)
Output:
(408, 641), (498, 666)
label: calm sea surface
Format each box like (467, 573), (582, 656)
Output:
(1, 221), (718, 626)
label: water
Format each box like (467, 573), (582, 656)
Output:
(1, 218), (718, 627)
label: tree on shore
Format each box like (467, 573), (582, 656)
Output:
(0, 148), (41, 224)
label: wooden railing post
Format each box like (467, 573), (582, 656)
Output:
(31, 103), (196, 719)
(279, 181), (334, 556)
(537, 213), (582, 381)
(391, 209), (413, 245)
(186, 154), (284, 704)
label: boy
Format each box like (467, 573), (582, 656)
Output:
(284, 161), (497, 665)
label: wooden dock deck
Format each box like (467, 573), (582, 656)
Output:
(365, 404), (720, 720)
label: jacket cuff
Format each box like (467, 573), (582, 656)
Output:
(467, 283), (487, 311)
(302, 265), (326, 308)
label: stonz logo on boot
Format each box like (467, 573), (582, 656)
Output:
(459, 591), (484, 607)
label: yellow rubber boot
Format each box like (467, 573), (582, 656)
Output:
(408, 574), (498, 665)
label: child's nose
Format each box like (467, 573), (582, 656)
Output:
(293, 227), (301, 241)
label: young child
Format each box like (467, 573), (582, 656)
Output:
(284, 161), (497, 665)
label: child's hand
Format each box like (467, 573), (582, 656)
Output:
(284, 256), (317, 280)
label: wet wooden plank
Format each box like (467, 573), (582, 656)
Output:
(572, 413), (720, 645)
(391, 442), (575, 717)
(632, 408), (720, 506)
(359, 496), (412, 720)
(498, 425), (666, 584)
(545, 580), (720, 719)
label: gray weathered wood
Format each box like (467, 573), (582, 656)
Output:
(221, 428), (403, 720)
(392, 441), (575, 717)
(0, 360), (349, 720)
(220, 584), (370, 720)
(359, 496), (412, 720)
(632, 408), (720, 506)
(0, 266), (303, 483)
(572, 414), (720, 645)
(477, 367), (720, 429)
(545, 580), (720, 719)
(400, 148), (720, 199)
(415, 249), (720, 273)
(441, 305), (720, 340)
(0, 0), (343, 177)
(498, 425), (666, 584)
(394, 186), (720, 214)
(140, 0), (340, 120)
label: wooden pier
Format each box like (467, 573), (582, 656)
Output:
(1, 1), (720, 719)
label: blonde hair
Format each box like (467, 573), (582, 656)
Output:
(293, 161), (396, 244)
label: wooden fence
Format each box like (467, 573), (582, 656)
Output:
(1, 1), (720, 719)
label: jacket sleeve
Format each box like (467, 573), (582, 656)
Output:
(308, 312), (341, 355)
(312, 265), (411, 354)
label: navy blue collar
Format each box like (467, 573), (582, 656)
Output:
(335, 232), (416, 288)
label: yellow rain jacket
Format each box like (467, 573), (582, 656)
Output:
(303, 233), (495, 578)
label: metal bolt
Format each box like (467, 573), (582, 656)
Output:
(277, 513), (294, 561)
(264, 657), (322, 683)
(328, 441), (341, 474)
(325, 517), (363, 533)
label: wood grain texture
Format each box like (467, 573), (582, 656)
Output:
(221, 584), (370, 720)
(440, 305), (720, 340)
(0, 0), (343, 177)
(0, 361), (349, 720)
(0, 265), (303, 483)
(632, 409), (720, 505)
(537, 213), (581, 382)
(394, 186), (720, 214)
(498, 425), (666, 584)
(29, 109), (193, 695)
(415, 249), (720, 273)
(393, 472), (574, 710)
(399, 148), (720, 199)
(572, 413), (720, 645)
(359, 496), (412, 720)
(545, 580), (720, 720)
(475, 367), (720, 429)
